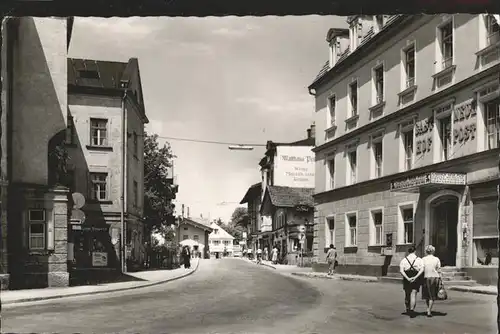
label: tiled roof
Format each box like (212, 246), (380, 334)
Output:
(313, 61), (330, 82)
(240, 182), (262, 204)
(182, 217), (213, 232)
(68, 58), (129, 89)
(266, 186), (314, 208)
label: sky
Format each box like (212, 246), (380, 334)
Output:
(68, 16), (347, 222)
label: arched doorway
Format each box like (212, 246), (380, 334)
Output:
(430, 194), (459, 266)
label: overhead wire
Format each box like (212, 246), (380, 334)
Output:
(139, 133), (267, 147)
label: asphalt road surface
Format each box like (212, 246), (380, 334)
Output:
(2, 259), (496, 334)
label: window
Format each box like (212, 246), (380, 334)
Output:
(223, 240), (230, 246)
(276, 211), (286, 229)
(403, 129), (414, 171)
(66, 115), (76, 145)
(373, 141), (383, 178)
(29, 223), (45, 250)
(373, 66), (384, 104)
(486, 15), (500, 46)
(78, 70), (99, 79)
(213, 240), (220, 245)
(90, 173), (108, 201)
(348, 150), (357, 184)
(183, 235), (189, 240)
(438, 115), (452, 161)
(370, 210), (383, 245)
(193, 235), (199, 241)
(327, 95), (336, 127)
(327, 217), (335, 247)
(349, 82), (358, 117)
(375, 15), (384, 32)
(133, 180), (138, 207)
(214, 229), (219, 234)
(90, 119), (108, 146)
(327, 158), (335, 190)
(439, 22), (453, 69)
(349, 22), (359, 50)
(485, 101), (500, 149)
(404, 45), (415, 88)
(133, 131), (138, 156)
(345, 213), (357, 247)
(400, 206), (414, 244)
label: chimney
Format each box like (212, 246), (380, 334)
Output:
(187, 207), (190, 218)
(307, 128), (312, 139)
(310, 124), (316, 139)
(182, 204), (185, 218)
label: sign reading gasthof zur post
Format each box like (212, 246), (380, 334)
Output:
(274, 146), (315, 188)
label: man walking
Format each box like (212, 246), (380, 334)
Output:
(399, 246), (424, 316)
(326, 244), (337, 275)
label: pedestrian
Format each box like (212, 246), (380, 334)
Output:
(256, 248), (262, 264)
(326, 244), (337, 275)
(421, 245), (442, 317)
(271, 245), (278, 265)
(263, 247), (269, 261)
(182, 246), (191, 269)
(399, 245), (424, 316)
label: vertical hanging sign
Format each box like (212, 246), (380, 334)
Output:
(46, 210), (55, 251)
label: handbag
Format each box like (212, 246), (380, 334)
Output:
(437, 278), (448, 300)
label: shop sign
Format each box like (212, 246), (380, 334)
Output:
(295, 205), (311, 212)
(415, 117), (434, 156)
(82, 226), (109, 232)
(390, 172), (466, 191)
(92, 252), (108, 267)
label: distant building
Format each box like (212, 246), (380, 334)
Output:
(66, 56), (149, 277)
(309, 14), (500, 284)
(208, 222), (235, 257)
(240, 125), (316, 263)
(177, 217), (213, 259)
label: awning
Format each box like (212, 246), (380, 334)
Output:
(390, 172), (466, 193)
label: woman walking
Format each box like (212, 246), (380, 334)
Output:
(182, 246), (191, 269)
(421, 245), (442, 317)
(271, 245), (278, 265)
(326, 244), (337, 275)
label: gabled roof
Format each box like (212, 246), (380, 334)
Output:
(180, 217), (213, 232)
(67, 57), (148, 123)
(240, 182), (262, 204)
(209, 223), (235, 239)
(261, 185), (314, 210)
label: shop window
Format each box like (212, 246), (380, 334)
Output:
(29, 223), (45, 250)
(474, 238), (499, 266)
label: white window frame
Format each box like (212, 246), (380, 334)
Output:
(348, 80), (358, 117)
(372, 63), (385, 106)
(326, 154), (336, 190)
(370, 131), (384, 179)
(325, 215), (336, 247)
(481, 14), (500, 49)
(400, 42), (416, 91)
(432, 99), (455, 163)
(349, 20), (359, 50)
(435, 16), (455, 73)
(346, 147), (358, 185)
(90, 172), (108, 201)
(397, 201), (416, 245)
(329, 39), (339, 68)
(399, 117), (416, 172)
(327, 94), (337, 129)
(90, 118), (108, 147)
(369, 207), (384, 246)
(345, 211), (358, 247)
(28, 209), (47, 250)
(374, 15), (385, 33)
(475, 80), (500, 152)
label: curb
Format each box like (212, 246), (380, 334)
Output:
(260, 263), (276, 270)
(2, 259), (200, 305)
(448, 286), (497, 296)
(291, 272), (335, 280)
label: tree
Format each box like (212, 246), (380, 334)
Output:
(230, 207), (249, 229)
(143, 132), (177, 248)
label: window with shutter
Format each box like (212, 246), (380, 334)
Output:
(473, 198), (498, 238)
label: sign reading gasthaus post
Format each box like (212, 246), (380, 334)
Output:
(274, 146), (315, 188)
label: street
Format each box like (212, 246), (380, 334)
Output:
(2, 259), (496, 334)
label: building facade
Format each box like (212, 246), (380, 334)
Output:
(208, 222), (235, 257)
(177, 217), (212, 259)
(66, 57), (149, 278)
(309, 14), (500, 284)
(240, 125), (316, 263)
(0, 17), (74, 289)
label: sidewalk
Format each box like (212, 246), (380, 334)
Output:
(1, 258), (200, 305)
(255, 260), (314, 273)
(289, 271), (497, 295)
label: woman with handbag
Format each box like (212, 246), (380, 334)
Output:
(421, 245), (444, 317)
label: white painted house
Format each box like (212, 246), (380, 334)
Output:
(208, 223), (235, 257)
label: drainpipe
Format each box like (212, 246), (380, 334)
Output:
(120, 82), (129, 273)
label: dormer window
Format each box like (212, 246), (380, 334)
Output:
(77, 69), (101, 87)
(349, 23), (359, 50)
(375, 15), (384, 32)
(329, 40), (339, 68)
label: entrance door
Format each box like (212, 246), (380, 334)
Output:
(432, 198), (458, 266)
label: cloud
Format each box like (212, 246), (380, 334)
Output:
(210, 23), (260, 38)
(75, 17), (162, 39)
(235, 96), (313, 115)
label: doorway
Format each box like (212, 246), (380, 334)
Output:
(431, 196), (459, 266)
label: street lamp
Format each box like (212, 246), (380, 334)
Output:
(228, 145), (254, 151)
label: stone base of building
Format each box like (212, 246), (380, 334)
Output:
(463, 267), (498, 285)
(0, 273), (10, 290)
(17, 272), (69, 289)
(313, 262), (400, 277)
